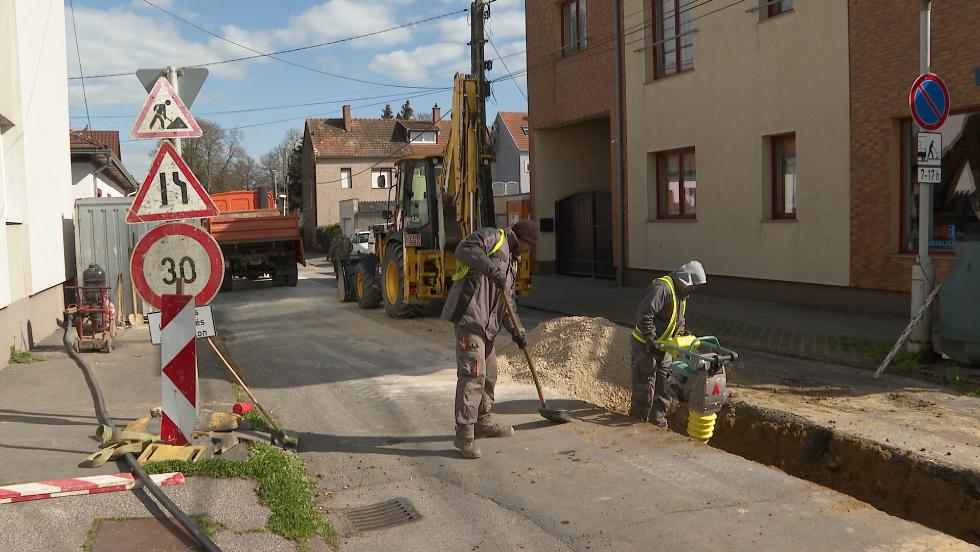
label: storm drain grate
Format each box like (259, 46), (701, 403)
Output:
(339, 497), (422, 533)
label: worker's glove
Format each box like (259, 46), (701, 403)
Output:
(513, 333), (528, 350)
(645, 342), (660, 355)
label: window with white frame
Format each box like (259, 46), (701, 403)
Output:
(340, 168), (352, 189)
(409, 131), (436, 144)
(371, 168), (393, 189)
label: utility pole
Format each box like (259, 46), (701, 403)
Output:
(612, 0), (626, 286)
(909, 0), (933, 353)
(166, 65), (181, 156)
(470, 0), (495, 228)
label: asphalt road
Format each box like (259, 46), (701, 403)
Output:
(205, 260), (972, 551)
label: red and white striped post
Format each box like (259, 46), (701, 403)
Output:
(160, 294), (198, 445)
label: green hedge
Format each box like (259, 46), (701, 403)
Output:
(314, 224), (341, 252)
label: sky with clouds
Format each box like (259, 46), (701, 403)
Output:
(66, 0), (528, 179)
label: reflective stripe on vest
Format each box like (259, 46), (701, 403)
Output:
(452, 229), (506, 282)
(631, 276), (686, 345)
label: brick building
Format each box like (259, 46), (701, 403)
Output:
(525, 0), (979, 313)
(849, 0), (980, 296)
(525, 0), (623, 278)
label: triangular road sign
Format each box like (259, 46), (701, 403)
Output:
(130, 77), (203, 140)
(126, 141), (218, 223)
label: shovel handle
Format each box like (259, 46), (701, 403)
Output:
(500, 294), (548, 407)
(206, 337), (284, 435)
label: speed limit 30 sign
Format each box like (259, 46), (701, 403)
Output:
(131, 222), (224, 310)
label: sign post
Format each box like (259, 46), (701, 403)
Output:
(127, 68), (214, 445)
(908, 68), (950, 352)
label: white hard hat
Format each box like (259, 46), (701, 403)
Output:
(675, 261), (706, 287)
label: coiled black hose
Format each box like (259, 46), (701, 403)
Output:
(60, 315), (222, 552)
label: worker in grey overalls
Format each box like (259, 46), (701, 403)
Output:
(441, 220), (539, 459)
(629, 261), (707, 428)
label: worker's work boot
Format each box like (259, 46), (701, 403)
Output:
(650, 413), (669, 430)
(454, 425), (481, 459)
(475, 414), (514, 438)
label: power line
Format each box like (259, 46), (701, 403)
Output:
(490, 0), (740, 88)
(68, 7), (465, 86)
(117, 88), (447, 142)
(68, 0), (92, 130)
(487, 36), (526, 101)
(71, 90), (449, 120)
(139, 0), (452, 90)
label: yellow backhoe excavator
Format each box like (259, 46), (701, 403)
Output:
(332, 0), (531, 317)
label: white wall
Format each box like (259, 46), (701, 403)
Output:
(72, 161), (125, 200)
(16, 0), (73, 294)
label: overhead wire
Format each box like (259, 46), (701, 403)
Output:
(67, 6), (467, 84)
(67, 0), (92, 130)
(139, 0), (449, 90)
(490, 0), (745, 87)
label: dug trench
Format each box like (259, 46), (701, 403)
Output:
(496, 316), (980, 545)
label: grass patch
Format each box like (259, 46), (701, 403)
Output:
(8, 345), (42, 364)
(144, 442), (335, 551)
(81, 518), (104, 552)
(191, 514), (226, 540)
(231, 384), (275, 433)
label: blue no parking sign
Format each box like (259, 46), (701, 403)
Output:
(909, 73), (950, 131)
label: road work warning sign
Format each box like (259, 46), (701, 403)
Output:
(130, 76), (203, 139)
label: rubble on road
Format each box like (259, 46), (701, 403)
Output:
(497, 316), (632, 414)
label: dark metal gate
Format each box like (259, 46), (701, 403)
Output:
(556, 191), (614, 278)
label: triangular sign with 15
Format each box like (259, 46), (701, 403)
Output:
(126, 141), (219, 223)
(130, 76), (203, 139)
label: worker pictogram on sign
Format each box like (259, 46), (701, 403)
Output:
(126, 141), (218, 223)
(130, 76), (202, 139)
(130, 222), (225, 311)
(909, 73), (950, 131)
(160, 294), (198, 445)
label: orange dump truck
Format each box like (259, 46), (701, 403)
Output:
(205, 190), (305, 290)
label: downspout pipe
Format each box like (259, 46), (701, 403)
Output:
(612, 0), (626, 286)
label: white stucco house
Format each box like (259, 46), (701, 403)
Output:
(70, 130), (137, 199)
(1, 0), (75, 365)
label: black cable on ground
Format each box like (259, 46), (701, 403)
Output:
(60, 316), (222, 552)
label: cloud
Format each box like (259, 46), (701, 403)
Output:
(68, 81), (147, 109)
(369, 42), (468, 83)
(436, 4), (524, 45)
(270, 0), (410, 50)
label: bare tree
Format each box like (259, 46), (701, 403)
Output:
(259, 128), (302, 198)
(181, 118), (250, 192)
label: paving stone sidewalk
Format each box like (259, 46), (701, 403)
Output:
(521, 274), (938, 371)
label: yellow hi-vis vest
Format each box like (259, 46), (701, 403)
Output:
(631, 276), (686, 346)
(452, 229), (506, 282)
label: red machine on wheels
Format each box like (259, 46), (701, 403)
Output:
(67, 264), (115, 353)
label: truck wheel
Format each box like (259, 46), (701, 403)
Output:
(336, 263), (353, 302)
(356, 260), (381, 309)
(381, 242), (420, 318)
(220, 268), (233, 292)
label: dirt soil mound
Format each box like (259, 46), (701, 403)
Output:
(497, 316), (633, 413)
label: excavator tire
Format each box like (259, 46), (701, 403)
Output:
(356, 255), (382, 309)
(381, 242), (420, 319)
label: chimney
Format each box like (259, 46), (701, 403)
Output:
(432, 104), (441, 123)
(342, 105), (352, 132)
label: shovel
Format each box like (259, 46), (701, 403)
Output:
(501, 294), (572, 424)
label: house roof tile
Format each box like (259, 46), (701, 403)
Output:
(306, 117), (451, 159)
(497, 112), (529, 152)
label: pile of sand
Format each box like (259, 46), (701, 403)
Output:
(497, 316), (634, 413)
